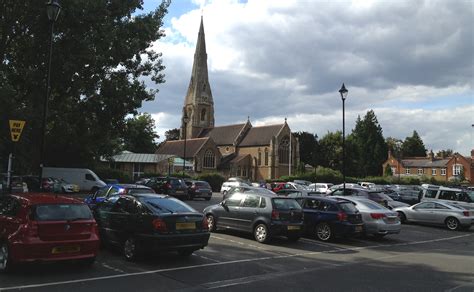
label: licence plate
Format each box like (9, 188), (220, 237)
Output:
(287, 225), (300, 231)
(176, 222), (196, 230)
(52, 245), (80, 254)
(355, 225), (363, 232)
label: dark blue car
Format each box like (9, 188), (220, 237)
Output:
(84, 184), (155, 209)
(295, 196), (364, 241)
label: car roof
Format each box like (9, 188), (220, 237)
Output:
(11, 193), (84, 205)
(107, 184), (152, 189)
(302, 196), (342, 203)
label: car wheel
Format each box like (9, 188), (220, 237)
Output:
(397, 212), (407, 224)
(123, 237), (141, 261)
(206, 214), (216, 232)
(315, 222), (333, 241)
(373, 234), (386, 239)
(177, 249), (195, 257)
(445, 217), (460, 231)
(254, 223), (270, 243)
(0, 242), (12, 273)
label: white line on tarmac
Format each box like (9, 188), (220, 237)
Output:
(192, 253), (221, 263)
(0, 233), (471, 291)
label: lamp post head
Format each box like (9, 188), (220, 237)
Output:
(339, 83), (348, 101)
(183, 112), (190, 124)
(46, 0), (61, 22)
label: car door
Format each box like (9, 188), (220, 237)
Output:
(238, 194), (262, 232)
(301, 198), (322, 231)
(410, 202), (436, 223)
(218, 193), (245, 230)
(107, 197), (134, 244)
(0, 196), (22, 240)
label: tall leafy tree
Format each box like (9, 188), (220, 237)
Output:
(0, 0), (170, 172)
(350, 110), (388, 177)
(401, 130), (427, 157)
(318, 131), (343, 172)
(164, 128), (180, 141)
(293, 131), (319, 167)
(436, 149), (453, 158)
(386, 137), (403, 158)
(122, 113), (159, 153)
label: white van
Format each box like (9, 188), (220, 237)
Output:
(42, 167), (106, 192)
(421, 186), (474, 209)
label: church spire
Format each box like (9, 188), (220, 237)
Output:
(181, 16), (215, 139)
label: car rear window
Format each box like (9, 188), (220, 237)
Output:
(195, 182), (211, 188)
(33, 204), (93, 221)
(338, 202), (358, 213)
(360, 200), (386, 210)
(140, 197), (195, 214)
(170, 179), (185, 187)
(272, 198), (302, 210)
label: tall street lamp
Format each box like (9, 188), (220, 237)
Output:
(39, 0), (61, 190)
(182, 112), (190, 177)
(339, 83), (348, 193)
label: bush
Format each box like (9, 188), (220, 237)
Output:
(196, 173), (226, 192)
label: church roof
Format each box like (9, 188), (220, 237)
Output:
(156, 138), (209, 159)
(230, 154), (251, 164)
(239, 124), (285, 147)
(401, 158), (450, 168)
(199, 123), (247, 145)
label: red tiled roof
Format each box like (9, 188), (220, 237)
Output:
(199, 123), (247, 145)
(239, 124), (284, 146)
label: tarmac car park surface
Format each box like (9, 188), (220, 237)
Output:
(1, 193), (473, 292)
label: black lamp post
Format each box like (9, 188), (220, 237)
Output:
(339, 83), (348, 193)
(182, 112), (190, 177)
(39, 0), (61, 190)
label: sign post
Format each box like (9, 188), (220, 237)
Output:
(7, 120), (26, 193)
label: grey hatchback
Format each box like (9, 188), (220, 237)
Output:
(203, 192), (304, 243)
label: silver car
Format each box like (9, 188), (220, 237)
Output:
(331, 196), (401, 238)
(394, 201), (474, 231)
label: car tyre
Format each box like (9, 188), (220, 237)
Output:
(254, 223), (270, 243)
(207, 214), (216, 232)
(315, 222), (333, 241)
(0, 242), (12, 273)
(177, 249), (195, 257)
(397, 211), (407, 224)
(123, 237), (141, 261)
(445, 217), (460, 231)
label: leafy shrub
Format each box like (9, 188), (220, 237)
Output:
(93, 167), (131, 183)
(196, 173), (226, 192)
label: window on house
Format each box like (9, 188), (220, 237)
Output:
(441, 168), (446, 176)
(405, 169), (410, 175)
(391, 167), (396, 174)
(417, 169), (423, 175)
(237, 166), (241, 176)
(203, 150), (215, 168)
(133, 163), (144, 180)
(258, 150), (262, 166)
(432, 169), (437, 176)
(242, 167), (247, 177)
(264, 148), (269, 166)
(453, 164), (462, 176)
(278, 137), (289, 164)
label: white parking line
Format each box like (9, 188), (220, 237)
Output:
(192, 253), (221, 263)
(100, 263), (126, 274)
(211, 235), (266, 250)
(0, 233), (471, 291)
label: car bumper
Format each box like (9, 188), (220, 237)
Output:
(137, 232), (211, 252)
(331, 222), (365, 237)
(365, 221), (401, 235)
(9, 237), (100, 263)
(191, 191), (212, 198)
(269, 221), (305, 238)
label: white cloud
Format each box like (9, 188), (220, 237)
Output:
(142, 0), (474, 156)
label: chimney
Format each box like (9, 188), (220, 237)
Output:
(471, 149), (474, 160)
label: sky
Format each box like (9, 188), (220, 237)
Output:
(138, 0), (473, 156)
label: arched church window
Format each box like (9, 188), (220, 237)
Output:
(258, 149), (262, 166)
(201, 108), (206, 121)
(203, 83), (206, 91)
(279, 136), (289, 164)
(264, 148), (269, 166)
(203, 149), (215, 168)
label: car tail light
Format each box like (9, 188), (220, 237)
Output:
(337, 212), (347, 221)
(152, 218), (168, 232)
(463, 211), (469, 217)
(271, 209), (280, 220)
(370, 213), (386, 219)
(202, 217), (209, 231)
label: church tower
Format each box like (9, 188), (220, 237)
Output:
(181, 16), (215, 139)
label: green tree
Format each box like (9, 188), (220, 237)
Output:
(122, 113), (159, 153)
(164, 128), (180, 141)
(0, 0), (170, 172)
(401, 130), (427, 157)
(386, 137), (403, 158)
(318, 131), (343, 172)
(293, 131), (319, 167)
(350, 110), (388, 177)
(384, 164), (393, 176)
(436, 149), (453, 158)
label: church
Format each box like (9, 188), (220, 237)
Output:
(156, 17), (300, 181)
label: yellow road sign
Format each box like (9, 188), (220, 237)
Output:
(9, 120), (26, 142)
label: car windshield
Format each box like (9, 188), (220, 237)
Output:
(140, 197), (195, 214)
(272, 198), (302, 210)
(33, 204), (92, 221)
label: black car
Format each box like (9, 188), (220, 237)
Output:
(294, 196), (364, 241)
(84, 184), (155, 209)
(186, 180), (212, 201)
(329, 187), (390, 208)
(94, 194), (210, 260)
(203, 192), (304, 243)
(146, 177), (189, 200)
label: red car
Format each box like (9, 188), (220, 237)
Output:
(0, 193), (100, 272)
